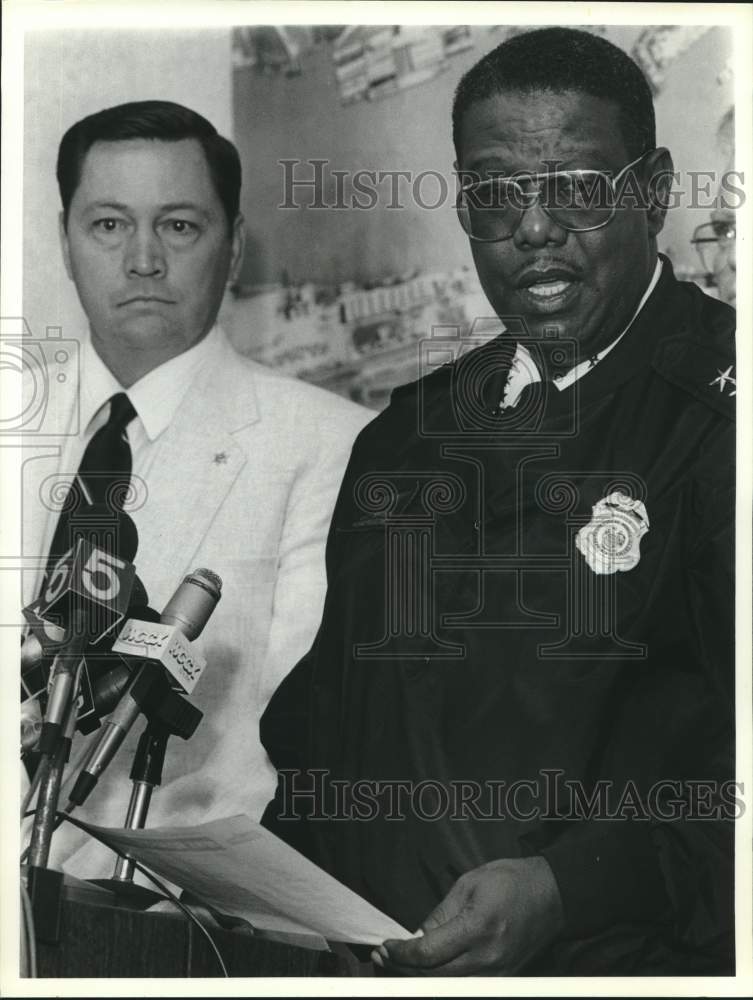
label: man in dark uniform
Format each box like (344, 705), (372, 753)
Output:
(260, 28), (736, 975)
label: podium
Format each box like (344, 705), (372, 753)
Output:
(33, 885), (356, 977)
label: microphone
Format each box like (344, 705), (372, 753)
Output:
(20, 626), (60, 767)
(20, 556), (141, 760)
(67, 568), (222, 808)
(36, 611), (89, 756)
(74, 577), (158, 736)
(21, 629), (51, 707)
(37, 537), (136, 645)
(21, 581), (154, 760)
(21, 509), (139, 679)
(21, 605), (66, 706)
(21, 696), (44, 755)
(34, 539), (137, 757)
(25, 514), (139, 883)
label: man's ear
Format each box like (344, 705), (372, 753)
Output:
(229, 214), (245, 285)
(453, 158), (481, 189)
(642, 147), (675, 237)
(59, 211), (74, 280)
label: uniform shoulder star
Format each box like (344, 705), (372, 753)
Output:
(709, 365), (736, 396)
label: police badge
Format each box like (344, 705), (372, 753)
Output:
(575, 491), (649, 575)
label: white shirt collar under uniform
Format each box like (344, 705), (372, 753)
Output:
(80, 325), (221, 441)
(500, 258), (663, 409)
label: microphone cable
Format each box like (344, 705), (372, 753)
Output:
(20, 809), (229, 977)
(20, 879), (37, 978)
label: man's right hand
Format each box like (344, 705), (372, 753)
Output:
(373, 855), (564, 976)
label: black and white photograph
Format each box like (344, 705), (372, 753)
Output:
(1, 0), (751, 992)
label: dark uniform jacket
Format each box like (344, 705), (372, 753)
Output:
(261, 258), (736, 975)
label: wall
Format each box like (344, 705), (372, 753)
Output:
(23, 29), (233, 342)
(233, 25), (733, 293)
(21, 24), (734, 393)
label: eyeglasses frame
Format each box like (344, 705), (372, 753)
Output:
(690, 220), (736, 275)
(457, 150), (656, 243)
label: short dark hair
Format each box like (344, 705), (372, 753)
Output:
(57, 100), (241, 231)
(452, 28), (656, 163)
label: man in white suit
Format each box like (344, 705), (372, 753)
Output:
(22, 100), (371, 876)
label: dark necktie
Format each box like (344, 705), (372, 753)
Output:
(43, 392), (137, 587)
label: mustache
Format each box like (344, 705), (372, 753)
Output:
(513, 258), (584, 289)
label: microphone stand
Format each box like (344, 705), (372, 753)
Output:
(89, 691), (202, 908)
(22, 536), (139, 940)
(26, 643), (85, 943)
(112, 722), (168, 883)
(27, 680), (81, 868)
(88, 721), (167, 908)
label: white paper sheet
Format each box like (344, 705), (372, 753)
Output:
(79, 813), (412, 945)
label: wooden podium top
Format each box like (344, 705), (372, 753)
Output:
(34, 885), (356, 978)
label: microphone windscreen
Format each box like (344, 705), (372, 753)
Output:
(21, 631), (45, 673)
(160, 569), (222, 640)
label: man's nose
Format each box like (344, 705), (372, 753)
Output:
(512, 199), (568, 249)
(125, 227), (166, 277)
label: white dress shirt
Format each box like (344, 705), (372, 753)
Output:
(36, 327), (221, 594)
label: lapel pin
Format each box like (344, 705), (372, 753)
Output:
(213, 452), (228, 465)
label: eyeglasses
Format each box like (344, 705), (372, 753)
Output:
(457, 152), (652, 242)
(690, 220), (736, 274)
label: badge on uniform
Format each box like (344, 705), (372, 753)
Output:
(576, 491), (649, 575)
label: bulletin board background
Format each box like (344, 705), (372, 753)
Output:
(22, 23), (734, 411)
(225, 23), (734, 408)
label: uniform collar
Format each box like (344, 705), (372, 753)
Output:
(552, 256), (663, 390)
(414, 255), (701, 437)
(501, 257), (663, 409)
(81, 326), (222, 439)
(549, 254), (685, 413)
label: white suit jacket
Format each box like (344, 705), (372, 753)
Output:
(21, 330), (372, 876)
